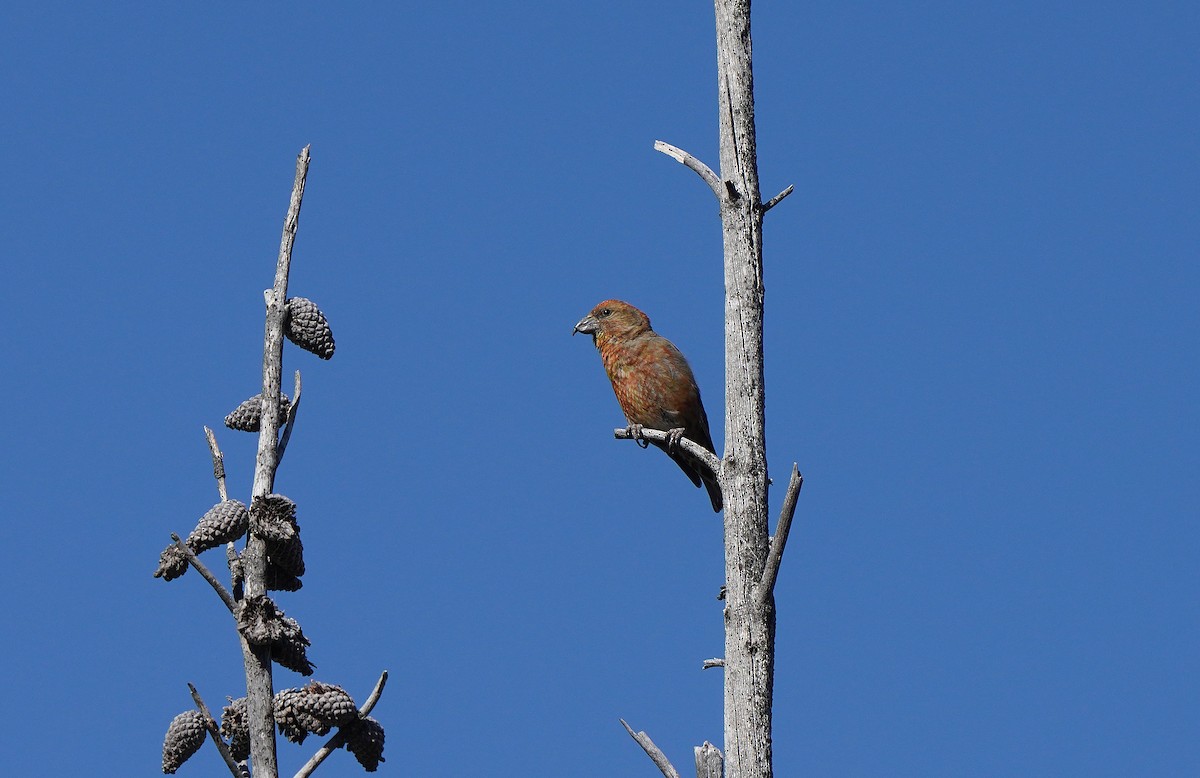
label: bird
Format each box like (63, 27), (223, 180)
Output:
(573, 299), (722, 512)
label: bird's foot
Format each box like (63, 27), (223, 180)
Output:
(666, 427), (686, 452)
(625, 423), (650, 449)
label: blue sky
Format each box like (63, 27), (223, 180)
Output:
(2, 2), (1196, 776)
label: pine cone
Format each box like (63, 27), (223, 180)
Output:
(162, 710), (207, 773)
(250, 494), (298, 543)
(265, 563), (304, 592)
(344, 716), (386, 771)
(297, 681), (358, 730)
(273, 615), (315, 676)
(154, 544), (189, 581)
(220, 698), (250, 762)
(273, 687), (314, 744)
(267, 535), (305, 577)
(236, 594), (281, 646)
(224, 393), (291, 432)
(284, 297), (335, 359)
(186, 500), (249, 553)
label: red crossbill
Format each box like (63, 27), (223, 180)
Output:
(574, 299), (722, 512)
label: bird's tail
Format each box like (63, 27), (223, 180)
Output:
(663, 445), (723, 513)
(701, 469), (723, 513)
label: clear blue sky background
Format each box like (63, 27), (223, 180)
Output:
(2, 2), (1196, 776)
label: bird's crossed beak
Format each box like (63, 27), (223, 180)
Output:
(573, 315), (599, 336)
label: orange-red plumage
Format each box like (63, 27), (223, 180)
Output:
(574, 299), (722, 512)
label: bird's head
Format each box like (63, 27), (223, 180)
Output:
(572, 300), (652, 343)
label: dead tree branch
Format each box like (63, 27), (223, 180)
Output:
(277, 370), (303, 463)
(695, 742), (725, 778)
(188, 683), (244, 778)
(620, 719), (683, 778)
(171, 533), (235, 613)
(204, 426), (229, 502)
(654, 140), (724, 201)
(761, 184), (794, 214)
(757, 464), (803, 607)
(242, 144), (311, 778)
(613, 426), (722, 481)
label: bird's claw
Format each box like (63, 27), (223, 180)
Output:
(666, 427), (686, 452)
(625, 424), (650, 449)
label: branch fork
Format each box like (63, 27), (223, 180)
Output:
(756, 463), (803, 607)
(654, 139), (793, 214)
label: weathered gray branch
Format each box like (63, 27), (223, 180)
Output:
(757, 464), (802, 607)
(654, 140), (724, 202)
(243, 144), (311, 778)
(694, 742), (724, 778)
(171, 533), (235, 613)
(702, 658), (726, 670)
(620, 719), (683, 778)
(188, 683), (244, 778)
(761, 184), (794, 214)
(613, 426), (722, 481)
(277, 370), (303, 463)
(204, 426), (229, 502)
(293, 670), (390, 778)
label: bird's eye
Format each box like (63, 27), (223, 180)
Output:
(600, 308), (612, 317)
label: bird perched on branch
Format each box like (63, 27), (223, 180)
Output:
(573, 299), (722, 512)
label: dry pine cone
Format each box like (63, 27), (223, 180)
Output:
(224, 393), (291, 432)
(250, 494), (298, 543)
(284, 297), (335, 359)
(220, 697), (250, 762)
(162, 709), (207, 773)
(296, 681), (358, 730)
(153, 544), (189, 581)
(186, 499), (249, 553)
(345, 716), (386, 771)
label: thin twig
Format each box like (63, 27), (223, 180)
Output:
(613, 426), (722, 481)
(761, 184), (794, 213)
(188, 683), (244, 778)
(227, 544), (244, 601)
(294, 670), (390, 778)
(757, 463), (803, 606)
(654, 140), (724, 202)
(277, 370), (303, 463)
(172, 534), (236, 613)
(202, 427), (238, 579)
(204, 426), (229, 502)
(620, 719), (682, 778)
(702, 658), (725, 670)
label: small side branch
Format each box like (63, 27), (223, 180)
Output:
(294, 670), (390, 778)
(277, 370), (303, 463)
(188, 683), (244, 778)
(620, 719), (682, 778)
(613, 426), (722, 481)
(172, 534), (236, 613)
(694, 742), (724, 778)
(204, 426), (228, 502)
(756, 463), (803, 606)
(654, 140), (723, 202)
(702, 658), (725, 670)
(761, 184), (794, 213)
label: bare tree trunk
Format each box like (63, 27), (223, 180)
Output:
(243, 145), (311, 777)
(640, 3), (800, 776)
(714, 2), (778, 776)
